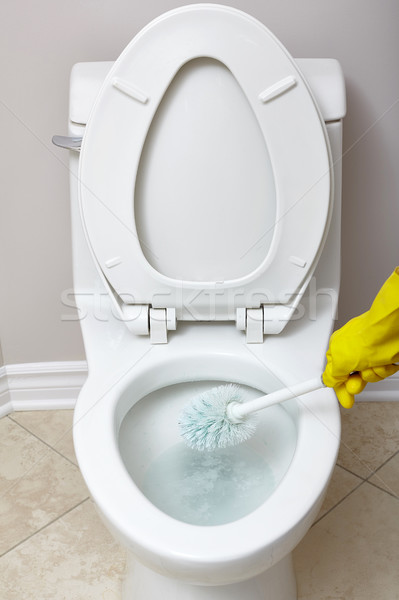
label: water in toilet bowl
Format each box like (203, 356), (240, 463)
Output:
(141, 442), (275, 526)
(118, 381), (297, 526)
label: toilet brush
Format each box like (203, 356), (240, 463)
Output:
(179, 377), (325, 451)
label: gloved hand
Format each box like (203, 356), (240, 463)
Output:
(322, 267), (399, 408)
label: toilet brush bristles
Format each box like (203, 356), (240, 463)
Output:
(179, 384), (258, 451)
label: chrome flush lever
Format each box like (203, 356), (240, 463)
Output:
(52, 135), (82, 152)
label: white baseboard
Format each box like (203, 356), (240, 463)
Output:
(0, 361), (397, 418)
(0, 361), (88, 417)
(358, 373), (399, 402)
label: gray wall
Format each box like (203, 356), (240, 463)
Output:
(1, 0), (398, 365)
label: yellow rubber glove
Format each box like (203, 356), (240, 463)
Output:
(322, 267), (399, 408)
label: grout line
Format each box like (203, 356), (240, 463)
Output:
(364, 448), (399, 479)
(312, 479), (366, 527)
(335, 462), (372, 481)
(365, 479), (399, 501)
(0, 496), (90, 559)
(0, 347), (153, 505)
(363, 448), (399, 498)
(336, 448), (399, 498)
(313, 453), (399, 528)
(336, 439), (381, 481)
(7, 414), (78, 468)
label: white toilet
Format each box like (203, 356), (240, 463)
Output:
(64, 4), (346, 599)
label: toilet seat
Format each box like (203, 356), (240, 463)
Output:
(79, 4), (332, 334)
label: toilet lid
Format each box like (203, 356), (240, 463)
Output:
(79, 5), (332, 324)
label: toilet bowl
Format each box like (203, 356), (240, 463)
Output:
(66, 4), (346, 599)
(73, 312), (340, 599)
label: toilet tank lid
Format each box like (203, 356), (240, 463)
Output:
(296, 58), (346, 122)
(69, 58), (346, 126)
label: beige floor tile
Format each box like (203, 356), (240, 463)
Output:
(368, 451), (399, 498)
(337, 402), (399, 478)
(316, 464), (362, 520)
(0, 417), (88, 555)
(293, 482), (399, 599)
(0, 498), (126, 600)
(11, 409), (77, 465)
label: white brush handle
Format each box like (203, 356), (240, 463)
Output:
(229, 376), (325, 421)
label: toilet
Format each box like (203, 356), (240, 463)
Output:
(63, 4), (346, 599)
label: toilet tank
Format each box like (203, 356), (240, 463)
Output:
(68, 58), (346, 131)
(67, 58), (346, 296)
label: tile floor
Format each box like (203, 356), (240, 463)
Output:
(0, 402), (398, 599)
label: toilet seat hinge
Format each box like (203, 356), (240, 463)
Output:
(149, 307), (176, 344)
(236, 302), (304, 342)
(122, 304), (176, 343)
(236, 307), (264, 344)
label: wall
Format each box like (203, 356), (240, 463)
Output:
(0, 0), (398, 365)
